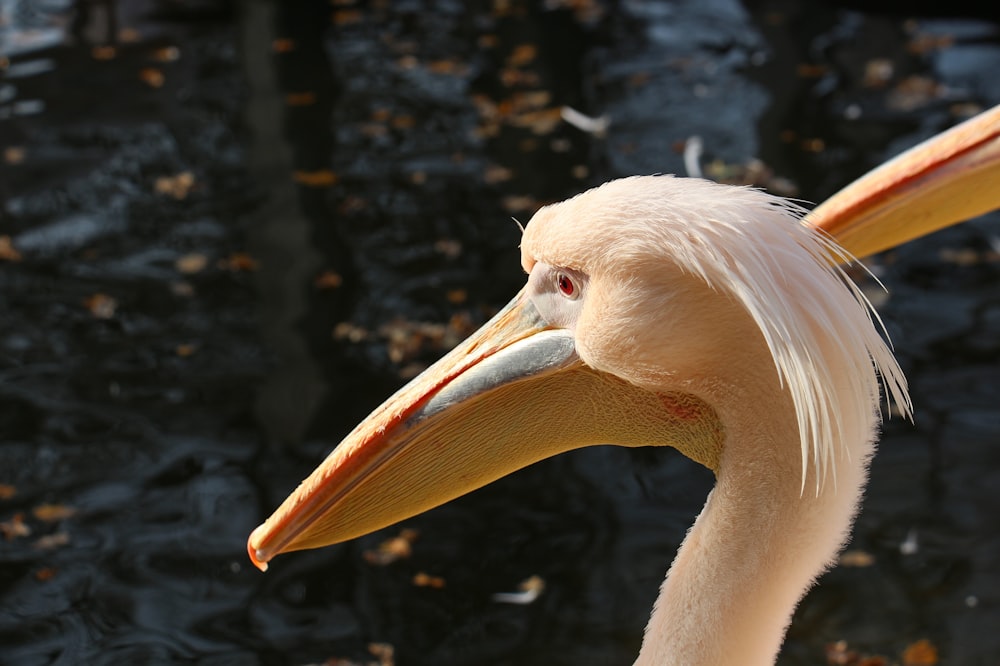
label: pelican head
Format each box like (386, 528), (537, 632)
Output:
(248, 105), (1000, 666)
(247, 175), (911, 664)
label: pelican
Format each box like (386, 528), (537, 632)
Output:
(249, 105), (1000, 665)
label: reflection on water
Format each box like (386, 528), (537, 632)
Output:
(0, 1), (998, 665)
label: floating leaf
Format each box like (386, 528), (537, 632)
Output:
(118, 27), (141, 43)
(492, 575), (545, 604)
(412, 572), (446, 588)
(902, 639), (938, 666)
(0, 236), (22, 262)
(838, 549), (875, 567)
(333, 322), (369, 343)
(797, 63), (827, 79)
(34, 531), (70, 550)
(427, 59), (466, 75)
(154, 171), (195, 199)
(367, 642), (395, 666)
(4, 146), (25, 164)
(217, 253), (259, 272)
(391, 114), (416, 129)
(507, 44), (537, 67)
(285, 91), (316, 106)
(314, 271), (344, 290)
(333, 10), (363, 25)
(139, 68), (165, 88)
(483, 164), (513, 184)
(862, 59), (894, 89)
(32, 503), (76, 522)
(271, 38), (295, 53)
(501, 194), (537, 213)
(887, 76), (944, 112)
(0, 513), (30, 540)
(509, 107), (563, 135)
(91, 45), (117, 60)
(363, 528), (419, 566)
(83, 293), (118, 319)
(175, 253), (209, 274)
(0, 484), (16, 500)
(907, 32), (953, 55)
(175, 343), (198, 357)
(35, 567), (57, 581)
(293, 169), (338, 187)
(150, 46), (180, 62)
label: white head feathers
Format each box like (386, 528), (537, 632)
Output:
(522, 175), (911, 491)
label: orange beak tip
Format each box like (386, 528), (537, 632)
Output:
(247, 526), (270, 572)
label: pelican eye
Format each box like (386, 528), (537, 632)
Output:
(556, 272), (578, 299)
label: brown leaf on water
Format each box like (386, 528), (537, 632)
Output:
(863, 58), (894, 89)
(796, 63), (828, 79)
(902, 639), (939, 666)
(32, 503), (77, 522)
(83, 293), (118, 319)
(293, 169), (338, 187)
(939, 247), (981, 266)
(154, 171), (195, 199)
(118, 27), (142, 43)
(91, 45), (117, 60)
(35, 567), (57, 581)
(175, 343), (198, 357)
(34, 531), (70, 550)
(368, 642), (395, 666)
(271, 38), (295, 53)
(427, 59), (467, 76)
(139, 68), (165, 88)
(501, 194), (538, 214)
(0, 513), (31, 540)
(507, 44), (537, 67)
(0, 236), (22, 262)
(333, 321), (369, 343)
(217, 252), (259, 272)
(499, 67), (540, 88)
(824, 640), (888, 666)
(332, 9), (363, 25)
(391, 114), (416, 130)
(483, 164), (514, 184)
(314, 270), (344, 290)
(800, 137), (826, 153)
(492, 574), (546, 604)
(412, 572), (446, 588)
(838, 549), (875, 567)
(886, 76), (944, 112)
(4, 146), (25, 164)
(171, 281), (195, 297)
(907, 32), (954, 55)
(286, 91), (317, 106)
(446, 289), (467, 304)
(175, 253), (209, 274)
(0, 484), (16, 500)
(150, 46), (180, 62)
(363, 528), (419, 566)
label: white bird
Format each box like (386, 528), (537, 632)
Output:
(249, 105), (1000, 665)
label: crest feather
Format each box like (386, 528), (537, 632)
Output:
(591, 176), (912, 491)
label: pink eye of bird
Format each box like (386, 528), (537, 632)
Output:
(557, 273), (575, 297)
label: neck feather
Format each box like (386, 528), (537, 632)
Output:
(635, 362), (878, 666)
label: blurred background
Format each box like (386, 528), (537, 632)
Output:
(1, 1), (998, 664)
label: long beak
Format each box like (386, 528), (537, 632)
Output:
(249, 291), (719, 570)
(808, 103), (1000, 260)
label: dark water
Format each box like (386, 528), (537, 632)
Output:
(1, 1), (998, 664)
